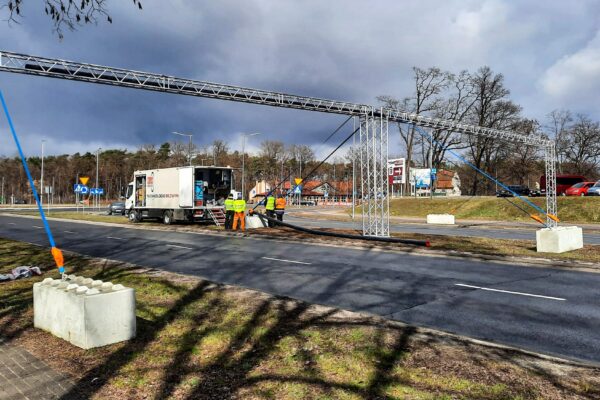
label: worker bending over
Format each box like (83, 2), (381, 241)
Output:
(224, 194), (235, 230)
(232, 195), (246, 231)
(265, 193), (276, 227)
(274, 194), (286, 222)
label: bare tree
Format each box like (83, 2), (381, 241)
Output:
(563, 114), (600, 176)
(466, 66), (521, 195)
(429, 70), (477, 168)
(546, 109), (573, 173)
(378, 67), (450, 192)
(2, 0), (142, 39)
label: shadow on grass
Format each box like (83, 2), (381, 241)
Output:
(1, 240), (595, 399)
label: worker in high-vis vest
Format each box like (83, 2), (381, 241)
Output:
(224, 193), (235, 230)
(232, 195), (246, 231)
(274, 194), (286, 222)
(265, 194), (276, 227)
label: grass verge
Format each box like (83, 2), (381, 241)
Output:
(1, 238), (600, 399)
(384, 197), (600, 224)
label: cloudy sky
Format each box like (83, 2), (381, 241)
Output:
(0, 0), (599, 158)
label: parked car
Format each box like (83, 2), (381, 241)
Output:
(107, 201), (126, 215)
(13, 199), (27, 204)
(565, 182), (595, 196)
(536, 174), (587, 196)
(586, 181), (600, 196)
(496, 185), (530, 197)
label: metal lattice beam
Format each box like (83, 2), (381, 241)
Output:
(0, 50), (559, 230)
(0, 51), (550, 146)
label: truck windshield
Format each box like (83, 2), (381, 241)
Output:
(126, 184), (133, 198)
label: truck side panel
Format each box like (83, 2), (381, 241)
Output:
(178, 167), (194, 208)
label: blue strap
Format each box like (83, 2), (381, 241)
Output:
(0, 91), (60, 260)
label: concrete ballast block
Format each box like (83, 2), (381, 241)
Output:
(245, 215), (266, 229)
(34, 276), (136, 349)
(426, 214), (455, 225)
(536, 226), (583, 253)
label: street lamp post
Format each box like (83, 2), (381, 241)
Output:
(96, 147), (101, 211)
(172, 131), (193, 166)
(40, 140), (45, 206)
(241, 132), (261, 200)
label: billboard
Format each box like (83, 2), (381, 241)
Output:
(387, 158), (405, 185)
(410, 168), (432, 189)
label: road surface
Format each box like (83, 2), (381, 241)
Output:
(284, 211), (600, 245)
(1, 214), (599, 364)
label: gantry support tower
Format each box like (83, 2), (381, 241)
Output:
(0, 51), (558, 235)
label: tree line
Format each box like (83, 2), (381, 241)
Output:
(0, 139), (356, 203)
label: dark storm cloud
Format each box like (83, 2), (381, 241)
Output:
(1, 0), (600, 157)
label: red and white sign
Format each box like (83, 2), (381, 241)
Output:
(387, 158), (405, 185)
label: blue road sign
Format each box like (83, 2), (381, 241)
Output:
(294, 185), (302, 194)
(79, 186), (89, 195)
(90, 188), (104, 195)
(73, 184), (84, 192)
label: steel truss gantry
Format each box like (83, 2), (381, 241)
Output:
(359, 109), (389, 236)
(0, 50), (559, 232)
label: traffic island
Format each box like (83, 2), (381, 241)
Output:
(536, 226), (584, 253)
(33, 275), (136, 349)
(426, 213), (455, 225)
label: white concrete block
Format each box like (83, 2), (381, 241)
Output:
(34, 276), (136, 349)
(426, 214), (455, 225)
(536, 226), (583, 253)
(245, 215), (266, 229)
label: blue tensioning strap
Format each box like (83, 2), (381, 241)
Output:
(412, 125), (550, 221)
(0, 91), (64, 273)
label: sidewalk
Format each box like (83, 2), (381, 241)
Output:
(0, 339), (79, 400)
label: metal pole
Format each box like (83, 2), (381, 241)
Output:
(352, 117), (356, 220)
(242, 134), (246, 200)
(189, 135), (193, 167)
(1, 176), (4, 205)
(430, 131), (433, 200)
(96, 148), (101, 211)
(40, 140), (44, 206)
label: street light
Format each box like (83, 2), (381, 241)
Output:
(40, 139), (45, 207)
(241, 132), (261, 200)
(172, 131), (193, 166)
(96, 147), (102, 211)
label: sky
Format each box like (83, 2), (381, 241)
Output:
(0, 0), (599, 158)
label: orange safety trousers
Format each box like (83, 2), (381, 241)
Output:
(233, 212), (245, 231)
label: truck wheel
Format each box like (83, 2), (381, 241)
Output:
(163, 210), (173, 225)
(129, 210), (140, 223)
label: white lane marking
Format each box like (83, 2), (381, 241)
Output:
(455, 284), (566, 301)
(262, 257), (312, 265)
(63, 231), (76, 234)
(32, 226), (43, 229)
(8, 222), (16, 225)
(166, 244), (193, 250)
(107, 236), (125, 240)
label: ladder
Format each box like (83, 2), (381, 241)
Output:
(207, 208), (226, 226)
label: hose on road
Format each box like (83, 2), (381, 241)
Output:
(252, 211), (431, 247)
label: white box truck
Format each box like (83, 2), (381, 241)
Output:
(124, 166), (236, 225)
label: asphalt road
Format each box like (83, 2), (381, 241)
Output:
(285, 212), (600, 245)
(1, 214), (600, 364)
(4, 206), (600, 244)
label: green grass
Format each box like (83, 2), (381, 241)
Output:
(1, 238), (598, 399)
(382, 196), (600, 224)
